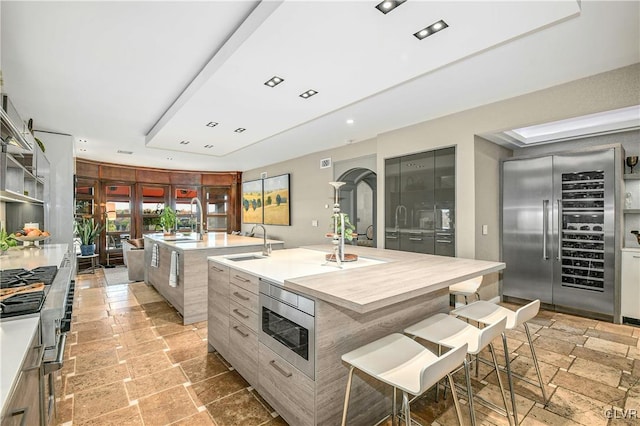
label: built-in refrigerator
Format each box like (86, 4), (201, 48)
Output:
(502, 147), (619, 318)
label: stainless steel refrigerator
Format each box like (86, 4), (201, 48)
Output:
(502, 148), (617, 317)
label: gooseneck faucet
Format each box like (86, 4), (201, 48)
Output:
(251, 224), (271, 256)
(190, 197), (206, 240)
(395, 204), (407, 231)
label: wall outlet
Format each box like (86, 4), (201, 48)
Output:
(311, 220), (318, 227)
(482, 224), (488, 235)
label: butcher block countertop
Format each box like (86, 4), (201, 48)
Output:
(209, 245), (505, 313)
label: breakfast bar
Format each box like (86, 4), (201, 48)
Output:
(207, 245), (505, 425)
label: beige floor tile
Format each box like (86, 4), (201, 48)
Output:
(77, 404), (144, 426)
(187, 370), (249, 406)
(76, 326), (117, 343)
(117, 327), (158, 348)
(126, 350), (173, 378)
(546, 387), (608, 426)
(169, 411), (216, 426)
(71, 317), (116, 332)
(516, 344), (573, 370)
(141, 301), (175, 314)
(73, 381), (130, 422)
(167, 341), (209, 364)
(571, 345), (634, 372)
(551, 370), (625, 406)
(75, 310), (109, 323)
(155, 322), (195, 337)
(66, 363), (130, 394)
(594, 321), (637, 336)
(585, 328), (638, 346)
(536, 327), (588, 346)
(180, 353), (230, 384)
(55, 395), (74, 424)
(70, 336), (119, 358)
(164, 330), (206, 350)
(583, 336), (629, 357)
(137, 385), (199, 424)
(75, 348), (120, 374)
(568, 357), (621, 387)
(532, 335), (576, 356)
(126, 366), (189, 400)
(205, 389), (273, 426)
(520, 405), (582, 426)
(627, 344), (640, 360)
(151, 311), (185, 327)
(117, 338), (168, 361)
(552, 313), (598, 330)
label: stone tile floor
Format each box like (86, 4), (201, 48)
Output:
(56, 270), (639, 425)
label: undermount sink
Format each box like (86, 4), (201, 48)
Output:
(227, 255), (266, 262)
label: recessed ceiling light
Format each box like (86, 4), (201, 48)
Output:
(117, 150), (133, 154)
(79, 148), (87, 152)
(300, 89), (318, 99)
(264, 76), (285, 88)
(166, 157), (173, 160)
(235, 128), (246, 133)
(180, 140), (190, 145)
(375, 0), (406, 14)
(206, 122), (218, 127)
(414, 20), (449, 40)
(204, 144), (214, 148)
(346, 119), (354, 125)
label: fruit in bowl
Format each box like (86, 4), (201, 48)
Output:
(14, 228), (51, 242)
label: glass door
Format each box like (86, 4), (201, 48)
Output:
(103, 184), (133, 265)
(173, 186), (200, 232)
(205, 187), (229, 232)
(140, 185), (169, 235)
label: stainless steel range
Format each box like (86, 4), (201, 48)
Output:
(0, 256), (74, 425)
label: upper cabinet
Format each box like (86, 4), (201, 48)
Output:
(1, 95), (49, 204)
(385, 147), (456, 256)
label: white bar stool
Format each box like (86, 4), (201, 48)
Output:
(449, 276), (483, 305)
(341, 333), (471, 426)
(404, 314), (513, 426)
(451, 299), (548, 425)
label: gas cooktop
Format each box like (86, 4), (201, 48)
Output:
(0, 266), (58, 318)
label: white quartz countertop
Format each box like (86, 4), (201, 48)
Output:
(145, 232), (283, 251)
(0, 244), (69, 270)
(622, 247), (640, 253)
(0, 316), (40, 412)
(210, 245), (505, 313)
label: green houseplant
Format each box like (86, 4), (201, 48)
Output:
(159, 207), (177, 235)
(0, 228), (18, 254)
(75, 218), (103, 256)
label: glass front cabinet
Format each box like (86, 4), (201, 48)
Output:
(385, 147), (456, 256)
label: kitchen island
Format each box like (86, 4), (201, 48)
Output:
(144, 232), (284, 324)
(207, 245), (505, 425)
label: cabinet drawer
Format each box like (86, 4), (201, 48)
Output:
(229, 283), (259, 313)
(258, 343), (315, 426)
(208, 262), (229, 277)
(229, 269), (258, 294)
(229, 300), (258, 332)
(227, 317), (258, 384)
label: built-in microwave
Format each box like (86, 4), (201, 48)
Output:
(258, 279), (315, 380)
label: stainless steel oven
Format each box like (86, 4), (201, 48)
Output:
(258, 279), (315, 380)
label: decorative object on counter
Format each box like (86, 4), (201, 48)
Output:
(626, 192), (633, 209)
(325, 182), (358, 265)
(0, 227), (18, 254)
(627, 156), (638, 174)
(75, 218), (103, 256)
(263, 173), (291, 226)
(159, 206), (177, 235)
(631, 230), (640, 245)
(14, 226), (51, 248)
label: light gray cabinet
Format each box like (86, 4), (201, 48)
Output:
(385, 147), (455, 256)
(207, 261), (230, 358)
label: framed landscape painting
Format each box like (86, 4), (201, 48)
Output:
(263, 174), (290, 226)
(242, 179), (263, 224)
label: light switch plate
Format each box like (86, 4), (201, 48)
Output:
(482, 225), (488, 235)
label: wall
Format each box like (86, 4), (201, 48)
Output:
(474, 137), (513, 300)
(0, 201), (5, 231)
(243, 64), (639, 263)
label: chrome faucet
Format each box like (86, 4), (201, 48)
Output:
(395, 205), (407, 231)
(251, 224), (271, 256)
(190, 197), (206, 240)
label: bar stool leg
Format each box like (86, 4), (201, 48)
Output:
(341, 366), (355, 426)
(501, 332), (519, 426)
(402, 391), (411, 426)
(524, 322), (548, 405)
(392, 387), (398, 426)
(489, 344), (514, 426)
(447, 372), (465, 425)
(463, 359), (477, 426)
(435, 344), (442, 401)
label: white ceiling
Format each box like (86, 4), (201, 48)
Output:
(1, 1), (639, 172)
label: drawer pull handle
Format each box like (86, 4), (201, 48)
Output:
(210, 266), (223, 272)
(232, 308), (249, 319)
(232, 326), (249, 338)
(269, 360), (292, 378)
(386, 236), (398, 240)
(10, 407), (27, 426)
(634, 255), (640, 259)
(234, 275), (250, 283)
(232, 291), (250, 301)
(409, 237), (423, 241)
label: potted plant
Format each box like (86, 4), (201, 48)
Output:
(0, 228), (17, 255)
(75, 218), (103, 256)
(159, 207), (177, 235)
